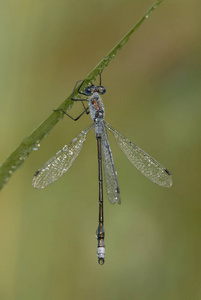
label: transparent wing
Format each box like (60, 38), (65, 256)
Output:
(105, 122), (172, 188)
(101, 122), (121, 204)
(33, 124), (94, 189)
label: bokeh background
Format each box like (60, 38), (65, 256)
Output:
(0, 0), (201, 299)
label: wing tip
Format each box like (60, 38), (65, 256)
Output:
(164, 169), (173, 188)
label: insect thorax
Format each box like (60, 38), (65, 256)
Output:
(89, 93), (105, 122)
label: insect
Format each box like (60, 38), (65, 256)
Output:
(33, 75), (172, 265)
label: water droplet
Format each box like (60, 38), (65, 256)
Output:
(32, 143), (40, 151)
(62, 145), (68, 151)
(145, 10), (152, 19)
(120, 37), (129, 46)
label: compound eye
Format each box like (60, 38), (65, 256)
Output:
(84, 86), (92, 95)
(98, 86), (106, 95)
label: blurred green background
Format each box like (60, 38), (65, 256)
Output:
(0, 0), (201, 299)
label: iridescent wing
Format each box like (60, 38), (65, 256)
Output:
(105, 122), (172, 188)
(32, 124), (94, 189)
(101, 123), (121, 204)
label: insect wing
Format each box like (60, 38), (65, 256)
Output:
(33, 124), (93, 189)
(101, 123), (121, 204)
(105, 122), (172, 188)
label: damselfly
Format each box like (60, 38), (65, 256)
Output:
(33, 75), (172, 265)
